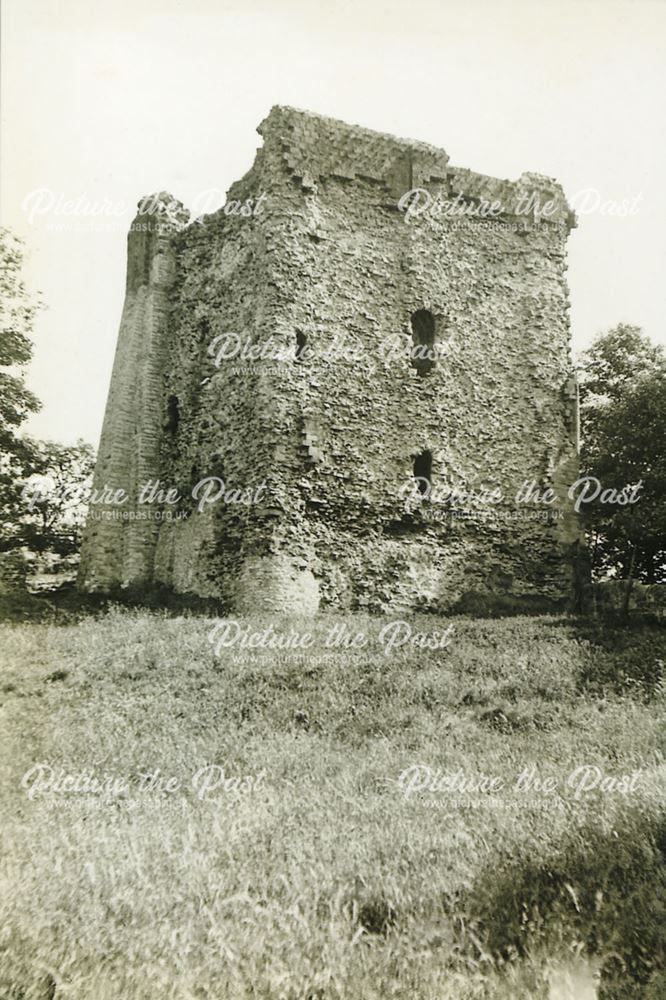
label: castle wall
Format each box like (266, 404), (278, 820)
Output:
(78, 197), (187, 591)
(79, 108), (585, 613)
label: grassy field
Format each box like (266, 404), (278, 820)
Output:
(1, 606), (665, 999)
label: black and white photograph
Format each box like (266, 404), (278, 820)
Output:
(1, 1), (665, 997)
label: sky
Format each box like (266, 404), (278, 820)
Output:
(2, 0), (665, 447)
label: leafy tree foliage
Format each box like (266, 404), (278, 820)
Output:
(3, 439), (95, 555)
(0, 228), (41, 456)
(578, 325), (666, 582)
(0, 229), (95, 562)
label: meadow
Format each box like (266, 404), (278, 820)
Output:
(1, 604), (665, 999)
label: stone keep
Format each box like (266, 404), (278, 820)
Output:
(78, 106), (585, 614)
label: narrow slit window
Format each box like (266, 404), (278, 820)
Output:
(165, 395), (180, 435)
(410, 310), (436, 375)
(295, 330), (308, 361)
(413, 450), (432, 496)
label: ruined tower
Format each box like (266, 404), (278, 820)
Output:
(78, 106), (584, 614)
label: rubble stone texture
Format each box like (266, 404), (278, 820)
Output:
(78, 106), (586, 614)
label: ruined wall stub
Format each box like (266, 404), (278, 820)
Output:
(78, 106), (585, 614)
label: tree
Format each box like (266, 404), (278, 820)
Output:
(0, 228), (43, 567)
(578, 323), (665, 404)
(0, 229), (95, 573)
(0, 228), (41, 460)
(6, 439), (95, 556)
(578, 325), (666, 588)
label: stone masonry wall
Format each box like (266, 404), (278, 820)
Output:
(79, 107), (585, 613)
(78, 195), (189, 592)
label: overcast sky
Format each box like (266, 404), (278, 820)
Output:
(2, 0), (665, 446)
